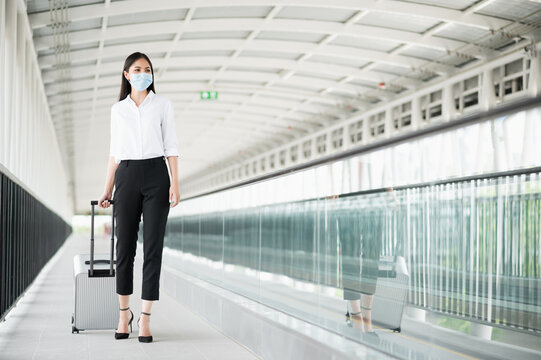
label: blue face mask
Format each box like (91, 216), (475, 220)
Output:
(129, 72), (153, 91)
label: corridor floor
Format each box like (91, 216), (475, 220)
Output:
(0, 231), (261, 360)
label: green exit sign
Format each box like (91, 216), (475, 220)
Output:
(200, 91), (218, 100)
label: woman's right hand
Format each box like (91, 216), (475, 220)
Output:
(98, 191), (112, 208)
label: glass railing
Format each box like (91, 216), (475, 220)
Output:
(139, 96), (541, 358)
(161, 170), (540, 320)
(405, 175), (541, 332)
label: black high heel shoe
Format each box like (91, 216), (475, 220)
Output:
(137, 311), (153, 343)
(345, 309), (361, 327)
(114, 307), (134, 339)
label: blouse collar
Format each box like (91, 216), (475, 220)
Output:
(126, 89), (155, 107)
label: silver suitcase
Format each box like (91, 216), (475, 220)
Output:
(71, 200), (119, 333)
(344, 254), (409, 332)
(371, 255), (409, 331)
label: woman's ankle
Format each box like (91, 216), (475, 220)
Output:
(119, 309), (130, 320)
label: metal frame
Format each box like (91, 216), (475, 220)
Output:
(14, 0), (541, 211)
(180, 94), (541, 201)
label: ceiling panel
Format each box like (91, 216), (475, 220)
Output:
(434, 23), (492, 43)
(330, 35), (403, 52)
(356, 11), (442, 33)
(475, 0), (541, 21)
(192, 6), (272, 19)
(397, 0), (479, 11)
(275, 6), (357, 23)
(25, 0), (541, 213)
(108, 8), (187, 26)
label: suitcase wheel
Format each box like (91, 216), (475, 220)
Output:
(71, 314), (79, 333)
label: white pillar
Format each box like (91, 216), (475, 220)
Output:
(328, 161), (335, 195)
(362, 115), (370, 145)
(30, 73), (37, 188)
(528, 45), (541, 97)
(481, 68), (496, 110)
(325, 130), (332, 155)
(280, 147), (287, 168)
(22, 37), (31, 181)
(343, 121), (351, 150)
(4, 0), (17, 168)
(342, 155), (350, 193)
(521, 108), (539, 167)
(441, 84), (454, 122)
(384, 108), (393, 139)
(0, 0), (5, 165)
(28, 71), (33, 187)
(310, 137), (316, 159)
(37, 87), (43, 195)
(15, 11), (25, 177)
(411, 96), (421, 131)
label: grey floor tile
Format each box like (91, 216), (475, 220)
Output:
(0, 352), (33, 360)
(0, 233), (261, 360)
(193, 341), (260, 360)
(31, 348), (90, 360)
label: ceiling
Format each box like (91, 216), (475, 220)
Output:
(25, 0), (541, 213)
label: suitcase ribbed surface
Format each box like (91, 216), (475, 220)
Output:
(372, 272), (409, 329)
(73, 254), (118, 331)
(369, 256), (409, 330)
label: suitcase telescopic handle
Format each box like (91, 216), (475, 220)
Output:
(90, 200), (115, 205)
(89, 200), (115, 277)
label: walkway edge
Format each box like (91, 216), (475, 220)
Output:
(159, 258), (392, 360)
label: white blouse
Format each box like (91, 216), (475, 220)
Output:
(109, 90), (179, 164)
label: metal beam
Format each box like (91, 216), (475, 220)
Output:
(29, 0), (510, 31)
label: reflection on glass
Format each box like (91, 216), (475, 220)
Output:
(159, 106), (541, 359)
(161, 171), (541, 359)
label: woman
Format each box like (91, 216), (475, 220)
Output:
(335, 199), (382, 333)
(97, 51), (180, 343)
(335, 187), (398, 333)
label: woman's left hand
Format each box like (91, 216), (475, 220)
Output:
(169, 184), (180, 208)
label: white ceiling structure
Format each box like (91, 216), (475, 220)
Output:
(25, 0), (541, 213)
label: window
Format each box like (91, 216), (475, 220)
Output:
(331, 128), (343, 149)
(494, 58), (530, 100)
(290, 145), (298, 163)
(392, 101), (412, 130)
(421, 90), (442, 122)
(369, 111), (386, 137)
(279, 150), (286, 166)
(454, 75), (479, 113)
(349, 120), (363, 144)
(316, 134), (327, 154)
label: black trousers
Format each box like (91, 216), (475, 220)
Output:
(337, 210), (383, 300)
(113, 156), (170, 301)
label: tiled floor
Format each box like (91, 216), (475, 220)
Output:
(0, 232), (261, 360)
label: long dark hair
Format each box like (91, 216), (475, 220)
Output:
(118, 52), (156, 101)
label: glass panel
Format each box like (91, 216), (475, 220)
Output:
(161, 103), (541, 358)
